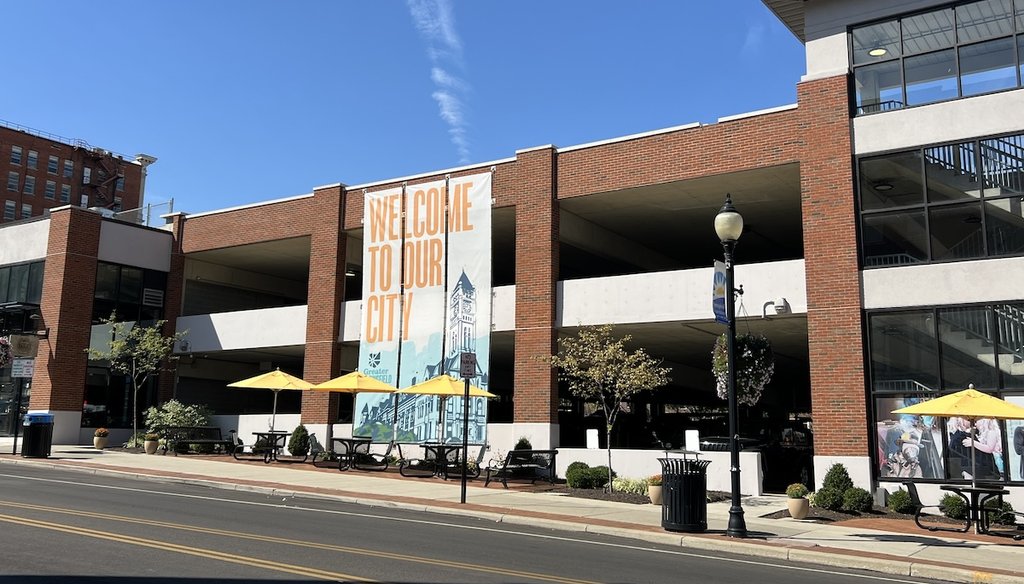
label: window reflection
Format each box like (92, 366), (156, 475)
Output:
(860, 151), (925, 210)
(938, 307), (998, 388)
(956, 0), (1014, 43)
(960, 37), (1017, 96)
(926, 142), (980, 202)
(862, 210), (928, 266)
(905, 49), (958, 105)
(985, 197), (1024, 255)
(928, 203), (984, 260)
(870, 311), (940, 391)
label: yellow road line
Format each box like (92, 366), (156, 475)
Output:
(0, 500), (598, 584)
(0, 513), (372, 582)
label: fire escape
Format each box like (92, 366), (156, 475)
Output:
(79, 147), (124, 210)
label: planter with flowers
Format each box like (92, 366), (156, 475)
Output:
(647, 474), (663, 505)
(786, 482), (810, 520)
(711, 333), (775, 406)
(143, 432), (160, 455)
(93, 428), (110, 450)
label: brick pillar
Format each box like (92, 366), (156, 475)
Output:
(301, 184), (346, 424)
(32, 207), (102, 413)
(798, 76), (867, 457)
(513, 147), (559, 425)
(158, 212), (187, 403)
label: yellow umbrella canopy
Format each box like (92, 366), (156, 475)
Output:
(227, 368), (314, 431)
(892, 386), (1024, 487)
(891, 387), (1024, 420)
(398, 374), (497, 398)
(311, 371), (397, 394)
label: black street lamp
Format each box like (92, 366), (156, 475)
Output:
(714, 193), (747, 538)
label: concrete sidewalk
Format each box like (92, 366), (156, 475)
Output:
(1, 444), (1022, 584)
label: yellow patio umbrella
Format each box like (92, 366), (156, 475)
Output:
(311, 371), (398, 394)
(892, 385), (1024, 487)
(398, 374), (497, 443)
(227, 368), (314, 432)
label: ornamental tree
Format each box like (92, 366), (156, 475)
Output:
(547, 324), (671, 491)
(711, 333), (774, 406)
(87, 314), (186, 446)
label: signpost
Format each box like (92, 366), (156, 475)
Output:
(459, 352), (476, 504)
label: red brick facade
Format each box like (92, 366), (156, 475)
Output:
(31, 207), (102, 411)
(797, 75), (867, 457)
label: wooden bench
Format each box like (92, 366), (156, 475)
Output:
(159, 426), (234, 456)
(484, 449), (557, 488)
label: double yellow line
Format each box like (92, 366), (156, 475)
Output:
(0, 500), (597, 584)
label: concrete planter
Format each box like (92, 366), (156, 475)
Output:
(144, 440), (160, 455)
(787, 497), (809, 520)
(649, 485), (663, 505)
(93, 436), (109, 450)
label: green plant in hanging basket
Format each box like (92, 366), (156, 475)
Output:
(711, 333), (774, 406)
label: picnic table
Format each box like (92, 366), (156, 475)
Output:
(331, 436), (372, 471)
(940, 484), (1013, 536)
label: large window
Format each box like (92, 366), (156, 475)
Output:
(91, 261), (167, 324)
(860, 132), (1024, 266)
(853, 0), (1024, 115)
(0, 261), (44, 305)
(869, 305), (1024, 483)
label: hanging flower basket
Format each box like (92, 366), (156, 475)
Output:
(0, 337), (12, 369)
(711, 333), (774, 406)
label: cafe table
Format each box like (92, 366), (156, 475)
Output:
(423, 443), (463, 479)
(252, 430), (290, 463)
(940, 484), (1009, 534)
(331, 436), (373, 471)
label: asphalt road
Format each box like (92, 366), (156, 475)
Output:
(0, 465), (949, 583)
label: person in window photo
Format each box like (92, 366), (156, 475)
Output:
(948, 416), (1003, 481)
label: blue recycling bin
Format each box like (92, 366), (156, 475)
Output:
(22, 412), (54, 458)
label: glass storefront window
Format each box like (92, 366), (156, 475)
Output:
(957, 0), (1014, 43)
(905, 49), (958, 105)
(938, 307), (998, 388)
(860, 151), (925, 210)
(928, 202), (985, 260)
(875, 396), (947, 480)
(995, 304), (1024, 388)
(960, 37), (1018, 96)
(985, 197), (1024, 255)
(862, 210), (929, 266)
(870, 311), (940, 392)
(982, 135), (1024, 195)
(852, 20), (901, 65)
(855, 61), (904, 114)
(926, 142), (980, 202)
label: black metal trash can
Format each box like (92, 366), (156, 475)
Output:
(21, 412), (54, 458)
(659, 457), (711, 532)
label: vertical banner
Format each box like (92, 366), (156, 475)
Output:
(444, 173), (492, 443)
(354, 173), (493, 444)
(355, 187), (404, 440)
(712, 260), (727, 325)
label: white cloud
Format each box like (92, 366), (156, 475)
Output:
(408, 0), (471, 162)
(741, 22), (767, 57)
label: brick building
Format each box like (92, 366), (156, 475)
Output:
(0, 120), (155, 222)
(0, 0), (1022, 505)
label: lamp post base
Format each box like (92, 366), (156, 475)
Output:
(727, 506), (747, 538)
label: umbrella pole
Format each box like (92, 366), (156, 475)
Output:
(271, 391), (279, 432)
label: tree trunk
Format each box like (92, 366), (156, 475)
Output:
(605, 425), (613, 492)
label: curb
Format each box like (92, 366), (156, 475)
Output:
(2, 456), (1021, 584)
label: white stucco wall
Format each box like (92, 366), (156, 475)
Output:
(854, 90), (1024, 155)
(559, 260), (806, 326)
(98, 221), (172, 272)
(176, 305), (308, 352)
(0, 219), (49, 265)
(862, 257), (1024, 309)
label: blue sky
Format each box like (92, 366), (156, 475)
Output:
(0, 1), (805, 215)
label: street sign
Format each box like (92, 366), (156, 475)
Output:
(460, 352), (477, 378)
(11, 358), (34, 378)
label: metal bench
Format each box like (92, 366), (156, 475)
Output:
(159, 426), (234, 456)
(484, 449), (557, 488)
(904, 481), (970, 533)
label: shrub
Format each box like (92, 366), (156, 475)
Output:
(144, 399), (212, 429)
(806, 491), (817, 507)
(514, 436), (533, 450)
(841, 487), (874, 512)
(785, 483), (809, 498)
(984, 499), (1017, 526)
(288, 424), (310, 456)
(611, 477), (648, 495)
(144, 433), (159, 441)
(648, 474), (663, 486)
(887, 489), (915, 514)
(566, 463), (591, 488)
(940, 493), (968, 519)
(94, 428), (109, 438)
(813, 487), (843, 511)
(822, 463), (854, 493)
(587, 466), (615, 489)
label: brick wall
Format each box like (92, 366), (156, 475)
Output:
(181, 196), (317, 253)
(301, 185), (346, 423)
(158, 213), (187, 404)
(31, 207), (102, 411)
(513, 148), (559, 423)
(797, 75), (867, 457)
